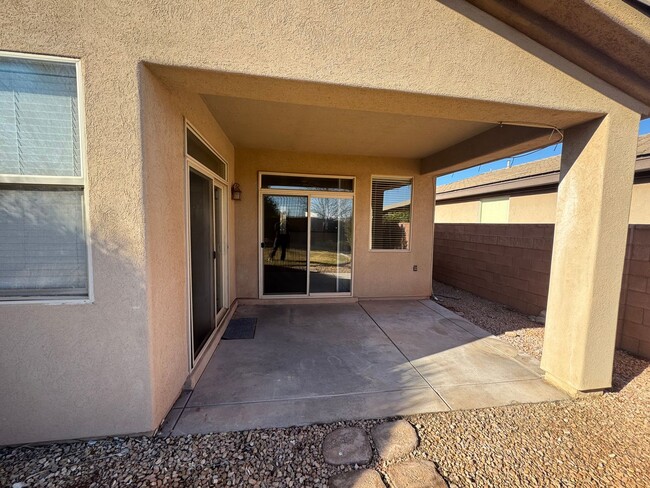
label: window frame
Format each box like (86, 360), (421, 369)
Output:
(369, 175), (413, 252)
(0, 51), (93, 304)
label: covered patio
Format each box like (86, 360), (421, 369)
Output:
(163, 300), (566, 434)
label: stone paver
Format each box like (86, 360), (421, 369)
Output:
(371, 420), (419, 461)
(322, 427), (372, 465)
(329, 469), (386, 488)
(384, 461), (447, 488)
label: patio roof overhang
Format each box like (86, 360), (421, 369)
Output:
(146, 64), (602, 177)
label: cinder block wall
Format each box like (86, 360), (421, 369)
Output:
(433, 223), (650, 359)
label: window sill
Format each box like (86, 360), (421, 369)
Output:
(0, 297), (93, 305)
(368, 249), (412, 253)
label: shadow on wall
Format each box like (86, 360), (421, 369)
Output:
(0, 186), (155, 445)
(433, 223), (650, 361)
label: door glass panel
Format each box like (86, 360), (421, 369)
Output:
(309, 197), (353, 293)
(263, 195), (308, 295)
(189, 169), (214, 358)
(214, 186), (224, 314)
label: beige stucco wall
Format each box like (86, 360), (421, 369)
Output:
(235, 150), (434, 299)
(139, 67), (236, 426)
(0, 0), (646, 444)
(435, 201), (480, 223)
(509, 193), (558, 223)
(629, 182), (650, 224)
(435, 183), (650, 225)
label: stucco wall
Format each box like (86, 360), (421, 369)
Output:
(140, 67), (236, 426)
(436, 183), (650, 225)
(0, 0), (646, 444)
(630, 182), (650, 224)
(435, 201), (480, 223)
(235, 150), (434, 299)
(509, 192), (558, 223)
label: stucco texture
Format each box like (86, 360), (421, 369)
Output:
(140, 67), (236, 427)
(0, 0), (644, 443)
(434, 185), (650, 225)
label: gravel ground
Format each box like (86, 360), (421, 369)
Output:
(2, 284), (648, 487)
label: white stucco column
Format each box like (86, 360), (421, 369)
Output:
(541, 110), (639, 395)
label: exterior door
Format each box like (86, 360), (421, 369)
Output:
(259, 174), (354, 297)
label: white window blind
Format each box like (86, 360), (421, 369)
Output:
(370, 177), (412, 250)
(0, 54), (88, 299)
(0, 187), (87, 294)
(0, 58), (80, 177)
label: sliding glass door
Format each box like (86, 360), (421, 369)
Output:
(260, 174), (354, 297)
(186, 124), (229, 366)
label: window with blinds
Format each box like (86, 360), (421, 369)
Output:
(370, 177), (412, 250)
(0, 54), (88, 299)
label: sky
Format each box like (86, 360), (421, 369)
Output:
(436, 118), (650, 187)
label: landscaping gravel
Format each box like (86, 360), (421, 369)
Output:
(2, 284), (648, 487)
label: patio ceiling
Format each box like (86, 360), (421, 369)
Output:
(201, 94), (493, 159)
(147, 64), (601, 174)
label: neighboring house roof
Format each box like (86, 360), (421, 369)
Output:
(437, 134), (650, 201)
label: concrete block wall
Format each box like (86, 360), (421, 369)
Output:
(619, 226), (650, 358)
(433, 224), (554, 316)
(434, 223), (650, 359)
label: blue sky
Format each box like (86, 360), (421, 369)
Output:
(436, 118), (650, 186)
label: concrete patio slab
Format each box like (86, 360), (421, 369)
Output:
(436, 378), (570, 410)
(174, 388), (448, 434)
(360, 300), (541, 387)
(187, 304), (430, 407)
(168, 300), (565, 435)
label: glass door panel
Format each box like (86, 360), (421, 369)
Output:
(214, 185), (224, 315)
(309, 197), (353, 293)
(262, 195), (308, 295)
(189, 169), (215, 357)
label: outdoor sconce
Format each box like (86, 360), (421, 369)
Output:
(231, 183), (242, 200)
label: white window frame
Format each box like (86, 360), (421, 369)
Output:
(0, 51), (93, 304)
(369, 175), (413, 252)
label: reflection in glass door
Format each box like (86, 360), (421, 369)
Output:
(262, 195), (308, 294)
(189, 169), (215, 357)
(261, 191), (353, 296)
(309, 197), (353, 293)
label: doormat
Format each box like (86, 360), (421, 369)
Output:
(223, 318), (257, 340)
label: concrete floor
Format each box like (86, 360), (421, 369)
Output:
(163, 300), (567, 435)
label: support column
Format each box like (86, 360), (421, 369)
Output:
(541, 110), (639, 395)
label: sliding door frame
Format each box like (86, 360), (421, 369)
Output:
(185, 151), (229, 371)
(258, 172), (356, 299)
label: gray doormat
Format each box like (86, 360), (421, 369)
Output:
(223, 318), (257, 340)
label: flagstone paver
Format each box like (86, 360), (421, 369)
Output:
(384, 460), (447, 488)
(322, 427), (372, 465)
(328, 469), (386, 488)
(371, 420), (419, 461)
